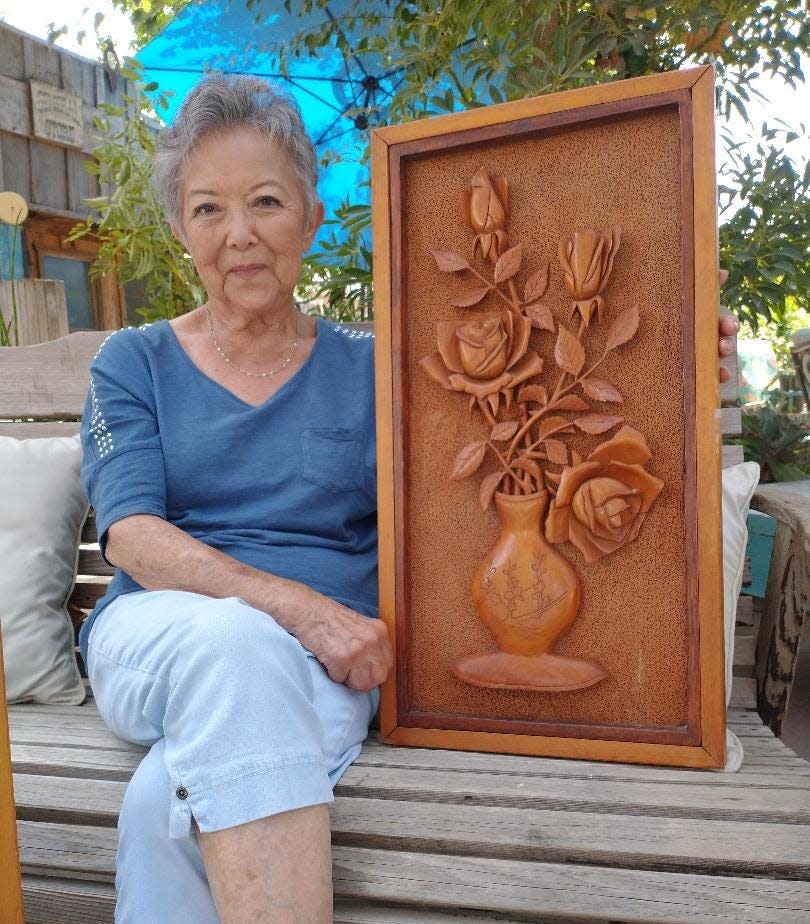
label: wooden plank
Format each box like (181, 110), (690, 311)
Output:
(720, 406), (741, 436)
(0, 131), (31, 202)
(731, 676), (758, 709)
(77, 548), (114, 577)
(734, 632), (756, 676)
(0, 74), (31, 137)
(722, 442), (745, 468)
(69, 580), (111, 610)
(331, 847), (810, 924)
(0, 636), (25, 923)
(30, 139), (68, 213)
(0, 330), (108, 417)
(16, 825), (810, 924)
(0, 25), (26, 81)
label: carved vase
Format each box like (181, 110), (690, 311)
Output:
(451, 490), (608, 692)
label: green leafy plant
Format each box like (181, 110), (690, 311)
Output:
(66, 59), (205, 322)
(732, 402), (810, 483)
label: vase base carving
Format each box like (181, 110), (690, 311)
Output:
(451, 651), (608, 692)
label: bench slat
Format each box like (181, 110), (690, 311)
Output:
(16, 825), (810, 924)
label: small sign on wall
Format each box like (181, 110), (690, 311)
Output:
(30, 81), (84, 149)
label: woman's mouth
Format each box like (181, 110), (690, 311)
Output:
(229, 264), (266, 277)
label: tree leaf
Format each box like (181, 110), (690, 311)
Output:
(451, 285), (490, 307)
(524, 302), (555, 332)
(518, 384), (548, 405)
(604, 304), (640, 352)
(449, 441), (487, 481)
(491, 420), (519, 441)
(493, 244), (522, 283)
(574, 414), (624, 434)
(544, 438), (568, 465)
(479, 471), (505, 511)
(555, 326), (585, 375)
(582, 378), (623, 403)
(431, 249), (470, 272)
(523, 263), (549, 302)
(554, 395), (591, 412)
(538, 415), (572, 438)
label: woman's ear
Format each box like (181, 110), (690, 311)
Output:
(303, 201), (325, 250)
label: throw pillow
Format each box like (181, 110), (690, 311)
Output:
(0, 435), (88, 704)
(720, 460), (760, 772)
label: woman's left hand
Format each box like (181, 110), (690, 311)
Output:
(718, 269), (738, 384)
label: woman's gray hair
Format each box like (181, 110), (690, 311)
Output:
(154, 74), (319, 225)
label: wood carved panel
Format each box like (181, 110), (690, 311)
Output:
(372, 67), (726, 767)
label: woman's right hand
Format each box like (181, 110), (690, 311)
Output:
(295, 591), (393, 692)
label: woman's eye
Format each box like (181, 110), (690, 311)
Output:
(193, 203), (217, 217)
(256, 196), (281, 208)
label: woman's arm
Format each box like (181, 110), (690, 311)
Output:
(106, 514), (392, 693)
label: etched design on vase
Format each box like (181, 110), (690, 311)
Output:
(452, 490), (607, 691)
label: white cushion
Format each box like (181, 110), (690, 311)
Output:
(0, 435), (88, 704)
(720, 461), (760, 771)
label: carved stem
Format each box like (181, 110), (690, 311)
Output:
(476, 397), (496, 426)
(467, 265), (515, 311)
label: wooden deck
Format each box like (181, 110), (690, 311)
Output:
(9, 690), (810, 924)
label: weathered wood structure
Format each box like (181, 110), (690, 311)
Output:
(0, 23), (128, 331)
(1, 330), (809, 923)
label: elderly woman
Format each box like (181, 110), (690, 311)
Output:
(80, 75), (391, 924)
(80, 74), (739, 924)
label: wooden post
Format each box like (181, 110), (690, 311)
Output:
(0, 630), (24, 924)
(0, 279), (68, 345)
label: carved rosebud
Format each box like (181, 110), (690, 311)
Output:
(558, 227), (621, 326)
(462, 168), (509, 262)
(545, 425), (663, 563)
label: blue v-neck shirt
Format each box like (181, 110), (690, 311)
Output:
(78, 318), (378, 666)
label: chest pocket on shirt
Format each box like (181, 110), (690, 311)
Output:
(301, 428), (364, 493)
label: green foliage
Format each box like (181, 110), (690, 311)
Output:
(111, 0), (190, 48)
(733, 402), (810, 483)
(67, 60), (205, 322)
(273, 0), (808, 319)
(719, 130), (810, 332)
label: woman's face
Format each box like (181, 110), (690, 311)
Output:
(172, 126), (323, 317)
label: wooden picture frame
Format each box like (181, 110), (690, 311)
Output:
(372, 66), (725, 767)
(0, 635), (24, 924)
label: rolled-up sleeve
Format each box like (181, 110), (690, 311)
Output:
(80, 329), (167, 561)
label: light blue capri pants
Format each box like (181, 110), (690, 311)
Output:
(86, 589), (378, 924)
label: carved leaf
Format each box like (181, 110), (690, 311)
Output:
(512, 457), (543, 481)
(555, 326), (585, 376)
(544, 438), (568, 465)
(554, 395), (591, 412)
(523, 263), (549, 303)
(518, 384), (548, 406)
(493, 244), (522, 283)
(451, 286), (491, 307)
(538, 415), (572, 438)
(545, 470), (562, 486)
(524, 302), (555, 332)
(487, 392), (500, 416)
(490, 420), (519, 441)
(479, 471), (505, 511)
(431, 250), (470, 273)
(449, 441), (487, 481)
(582, 378), (624, 403)
(604, 304), (640, 352)
(574, 414), (624, 434)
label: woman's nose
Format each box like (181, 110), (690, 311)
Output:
(225, 206), (258, 248)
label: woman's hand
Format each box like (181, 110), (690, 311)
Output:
(293, 591), (393, 692)
(718, 269), (738, 384)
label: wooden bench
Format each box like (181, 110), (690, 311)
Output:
(3, 330), (810, 924)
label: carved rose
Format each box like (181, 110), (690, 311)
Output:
(420, 310), (543, 401)
(558, 227), (621, 326)
(462, 168), (509, 261)
(545, 425), (663, 563)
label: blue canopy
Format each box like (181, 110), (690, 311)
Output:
(137, 0), (401, 235)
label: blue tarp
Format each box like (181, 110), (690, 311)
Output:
(137, 1), (399, 231)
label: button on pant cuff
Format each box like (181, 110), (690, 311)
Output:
(168, 757), (334, 839)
